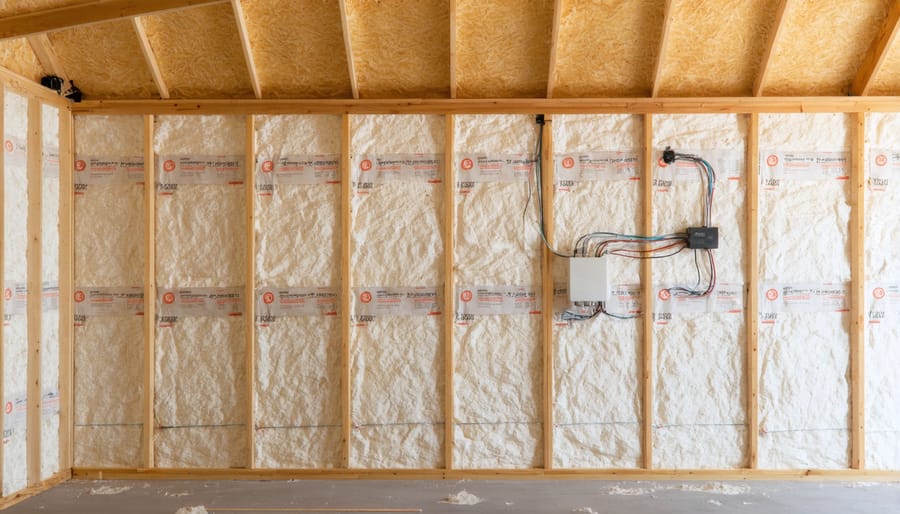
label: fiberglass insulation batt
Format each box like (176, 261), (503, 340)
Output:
(154, 115), (247, 468)
(864, 113), (900, 469)
(651, 115), (747, 468)
(453, 115), (542, 468)
(73, 115), (145, 467)
(349, 115), (444, 468)
(3, 90), (28, 495)
(758, 113), (851, 469)
(551, 115), (642, 468)
(254, 115), (342, 468)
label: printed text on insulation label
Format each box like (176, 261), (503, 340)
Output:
(256, 287), (338, 323)
(74, 155), (144, 189)
(455, 285), (541, 320)
(353, 154), (442, 192)
(761, 151), (849, 187)
(157, 155), (244, 191)
(256, 154), (340, 193)
(556, 151), (639, 191)
(351, 287), (441, 319)
(456, 154), (534, 192)
(760, 282), (849, 324)
(157, 287), (243, 326)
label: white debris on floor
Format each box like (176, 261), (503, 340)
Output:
(442, 490), (484, 505)
(173, 507), (207, 514)
(88, 485), (132, 495)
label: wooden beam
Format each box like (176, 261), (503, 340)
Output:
(641, 113), (654, 469)
(132, 18), (169, 99)
(443, 114), (455, 468)
(245, 114), (256, 468)
(546, 0), (563, 98)
(57, 106), (75, 472)
(540, 115), (555, 468)
(26, 98), (43, 487)
(26, 34), (67, 83)
(449, 0), (457, 99)
(231, 0), (261, 99)
(340, 113), (352, 467)
(142, 114), (156, 469)
(0, 65), (69, 108)
(338, 0), (359, 100)
(851, 0), (900, 96)
(0, 0), (227, 40)
(651, 0), (675, 98)
(754, 0), (791, 97)
(69, 96), (900, 116)
(746, 113), (760, 468)
(849, 112), (866, 469)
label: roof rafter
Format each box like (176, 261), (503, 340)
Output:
(26, 33), (67, 82)
(0, 0), (227, 41)
(754, 0), (791, 97)
(132, 17), (169, 99)
(230, 0), (261, 99)
(851, 0), (900, 96)
(651, 0), (675, 97)
(546, 0), (563, 98)
(338, 0), (359, 99)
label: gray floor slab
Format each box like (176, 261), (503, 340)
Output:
(5, 479), (900, 513)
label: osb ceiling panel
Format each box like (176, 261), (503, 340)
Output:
(48, 20), (157, 99)
(656, 0), (780, 97)
(762, 0), (891, 96)
(347, 0), (449, 98)
(0, 0), (82, 16)
(0, 38), (44, 82)
(552, 0), (664, 98)
(241, 0), (350, 98)
(456, 0), (554, 98)
(141, 3), (254, 98)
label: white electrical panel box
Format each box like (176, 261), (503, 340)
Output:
(569, 256), (609, 302)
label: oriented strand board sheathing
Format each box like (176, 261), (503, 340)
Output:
(254, 115), (342, 467)
(651, 114), (747, 468)
(453, 115), (542, 468)
(551, 114), (642, 468)
(48, 21), (158, 99)
(763, 0), (891, 96)
(863, 113), (900, 469)
(552, 0), (664, 97)
(142, 4), (254, 98)
(346, 0), (449, 98)
(349, 115), (444, 467)
(757, 113), (851, 469)
(655, 0), (780, 96)
(455, 0), (553, 98)
(240, 1), (351, 98)
(0, 0), (82, 16)
(154, 115), (247, 467)
(72, 115), (145, 467)
(0, 39), (44, 83)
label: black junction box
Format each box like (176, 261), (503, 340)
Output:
(687, 227), (718, 249)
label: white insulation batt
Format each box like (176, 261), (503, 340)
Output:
(73, 115), (145, 467)
(349, 115), (444, 468)
(758, 113), (851, 469)
(453, 115), (542, 468)
(254, 115), (342, 468)
(864, 113), (900, 469)
(3, 90), (28, 495)
(551, 114), (642, 468)
(651, 115), (747, 468)
(154, 116), (247, 468)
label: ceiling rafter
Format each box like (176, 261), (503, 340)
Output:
(851, 0), (900, 96)
(651, 0), (675, 97)
(132, 17), (169, 99)
(0, 0), (227, 41)
(338, 0), (359, 99)
(546, 0), (563, 98)
(26, 33), (67, 83)
(753, 0), (791, 97)
(449, 0), (457, 99)
(230, 0), (261, 99)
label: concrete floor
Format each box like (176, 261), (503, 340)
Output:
(5, 479), (900, 513)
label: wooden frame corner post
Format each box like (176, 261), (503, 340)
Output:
(58, 106), (74, 473)
(641, 113), (654, 469)
(746, 113), (760, 468)
(850, 111), (866, 470)
(245, 114), (256, 468)
(142, 114), (156, 469)
(540, 114), (555, 469)
(26, 97), (43, 487)
(340, 113), (352, 468)
(443, 114), (455, 469)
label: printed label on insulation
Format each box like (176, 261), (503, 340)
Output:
(555, 151), (640, 191)
(3, 396), (27, 429)
(157, 155), (244, 192)
(43, 148), (60, 179)
(41, 390), (59, 416)
(4, 135), (26, 168)
(654, 148), (743, 192)
(653, 282), (744, 324)
(553, 283), (641, 324)
(3, 282), (27, 321)
(73, 287), (144, 322)
(455, 285), (541, 321)
(255, 154), (340, 195)
(868, 148), (898, 191)
(353, 154), (442, 193)
(73, 155), (144, 190)
(157, 287), (244, 327)
(42, 282), (59, 312)
(351, 286), (441, 318)
(456, 154), (534, 193)
(256, 287), (338, 324)
(760, 150), (849, 188)
(760, 282), (849, 324)
(867, 283), (900, 324)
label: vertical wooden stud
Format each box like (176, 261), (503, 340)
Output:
(443, 114), (455, 469)
(26, 98), (42, 486)
(0, 84), (5, 491)
(540, 115), (555, 469)
(245, 115), (256, 468)
(850, 112), (866, 470)
(57, 106), (74, 472)
(746, 113), (760, 469)
(641, 113), (654, 469)
(142, 114), (156, 469)
(340, 113), (352, 468)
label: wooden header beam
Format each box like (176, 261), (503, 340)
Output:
(0, 0), (227, 40)
(754, 0), (791, 97)
(851, 0), (900, 96)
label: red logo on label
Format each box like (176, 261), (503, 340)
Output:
(360, 159), (373, 172)
(359, 291), (372, 304)
(561, 157), (575, 169)
(875, 154), (888, 167)
(460, 290), (473, 302)
(162, 292), (176, 304)
(262, 291), (275, 304)
(74, 290), (85, 303)
(766, 155), (779, 167)
(163, 160), (176, 172)
(261, 160), (274, 172)
(4, 140), (12, 153)
(765, 288), (779, 301)
(460, 158), (474, 171)
(75, 159), (87, 171)
(4, 402), (11, 415)
(657, 156), (668, 168)
(658, 289), (671, 301)
(3, 288), (11, 301)
(874, 287), (886, 300)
